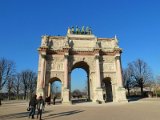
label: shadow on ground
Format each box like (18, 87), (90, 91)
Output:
(44, 109), (84, 119)
(0, 110), (52, 120)
(127, 96), (146, 102)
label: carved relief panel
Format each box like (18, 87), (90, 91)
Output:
(46, 56), (64, 71)
(50, 39), (65, 50)
(100, 56), (116, 72)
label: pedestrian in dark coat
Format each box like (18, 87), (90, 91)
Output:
(29, 94), (37, 119)
(37, 96), (45, 120)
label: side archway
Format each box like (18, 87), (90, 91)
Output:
(102, 77), (113, 102)
(48, 77), (62, 104)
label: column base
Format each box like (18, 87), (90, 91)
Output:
(37, 88), (45, 98)
(62, 88), (70, 104)
(93, 88), (105, 103)
(116, 87), (128, 103)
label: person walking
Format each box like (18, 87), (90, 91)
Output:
(37, 96), (45, 120)
(53, 95), (57, 105)
(28, 94), (37, 119)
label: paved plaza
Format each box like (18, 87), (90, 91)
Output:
(0, 98), (160, 120)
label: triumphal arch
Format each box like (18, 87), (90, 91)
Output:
(36, 26), (127, 103)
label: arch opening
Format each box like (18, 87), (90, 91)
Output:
(48, 77), (62, 105)
(70, 61), (90, 103)
(102, 77), (113, 102)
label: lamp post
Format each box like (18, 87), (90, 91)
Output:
(56, 86), (58, 96)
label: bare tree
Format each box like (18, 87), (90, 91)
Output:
(0, 58), (15, 105)
(28, 71), (37, 99)
(128, 59), (153, 96)
(72, 89), (82, 98)
(123, 67), (133, 96)
(13, 73), (22, 99)
(21, 70), (37, 100)
(6, 75), (15, 100)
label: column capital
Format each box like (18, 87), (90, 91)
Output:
(63, 47), (70, 53)
(115, 55), (120, 60)
(93, 48), (101, 54)
(38, 46), (48, 58)
(95, 54), (100, 59)
(64, 53), (69, 59)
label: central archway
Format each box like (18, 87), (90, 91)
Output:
(70, 61), (90, 103)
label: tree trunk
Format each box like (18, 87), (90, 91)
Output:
(140, 85), (143, 96)
(24, 91), (26, 100)
(127, 87), (130, 96)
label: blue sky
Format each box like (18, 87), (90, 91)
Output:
(0, 0), (160, 90)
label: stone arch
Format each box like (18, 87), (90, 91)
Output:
(47, 77), (62, 102)
(102, 77), (113, 102)
(49, 77), (61, 83)
(71, 61), (89, 73)
(69, 61), (91, 101)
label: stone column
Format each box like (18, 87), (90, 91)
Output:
(48, 82), (51, 97)
(64, 54), (68, 88)
(62, 54), (70, 104)
(115, 55), (128, 102)
(39, 55), (47, 97)
(94, 54), (104, 102)
(95, 55), (101, 88)
(37, 48), (47, 98)
(115, 56), (123, 87)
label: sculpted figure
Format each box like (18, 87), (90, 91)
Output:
(88, 27), (92, 34)
(86, 26), (91, 34)
(86, 26), (89, 34)
(76, 26), (79, 34)
(71, 26), (74, 34)
(81, 26), (85, 34)
(67, 27), (71, 34)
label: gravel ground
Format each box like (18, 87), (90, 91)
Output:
(0, 98), (160, 120)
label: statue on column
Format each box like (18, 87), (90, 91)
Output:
(81, 26), (85, 34)
(71, 26), (74, 34)
(42, 37), (49, 47)
(76, 26), (80, 34)
(96, 41), (101, 48)
(67, 27), (71, 34)
(86, 26), (92, 34)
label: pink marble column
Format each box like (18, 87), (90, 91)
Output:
(40, 57), (46, 88)
(48, 83), (51, 97)
(95, 55), (101, 88)
(64, 55), (68, 88)
(116, 56), (123, 87)
(62, 54), (70, 104)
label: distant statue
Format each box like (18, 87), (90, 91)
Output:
(48, 40), (53, 49)
(96, 41), (101, 48)
(76, 26), (80, 34)
(112, 35), (118, 48)
(77, 27), (81, 34)
(64, 40), (69, 47)
(42, 38), (49, 46)
(86, 26), (92, 35)
(88, 27), (92, 34)
(69, 26), (92, 35)
(81, 26), (85, 34)
(71, 26), (74, 34)
(67, 27), (71, 34)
